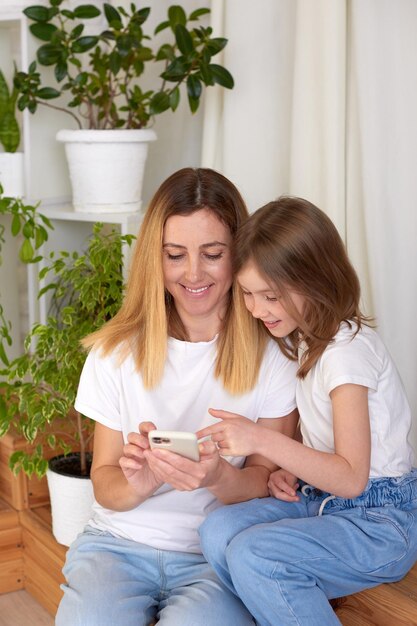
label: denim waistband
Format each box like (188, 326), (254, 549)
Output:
(303, 467), (417, 513)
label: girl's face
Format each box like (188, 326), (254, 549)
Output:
(238, 261), (304, 338)
(162, 208), (233, 339)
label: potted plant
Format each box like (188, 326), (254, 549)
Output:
(0, 220), (134, 545)
(0, 69), (24, 197)
(14, 1), (234, 213)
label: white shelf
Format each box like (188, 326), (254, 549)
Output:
(41, 203), (144, 228)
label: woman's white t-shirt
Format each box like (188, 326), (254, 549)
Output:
(75, 336), (297, 553)
(297, 323), (414, 478)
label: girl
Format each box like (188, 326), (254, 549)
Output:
(198, 196), (417, 626)
(55, 170), (298, 626)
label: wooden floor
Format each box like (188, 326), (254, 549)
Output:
(0, 590), (54, 626)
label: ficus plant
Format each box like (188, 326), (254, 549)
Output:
(0, 186), (52, 365)
(14, 1), (234, 130)
(0, 223), (134, 478)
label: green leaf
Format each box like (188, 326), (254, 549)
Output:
(206, 37), (228, 55)
(168, 6), (186, 28)
(72, 36), (99, 54)
(169, 86), (180, 111)
(55, 62), (68, 83)
(186, 74), (202, 100)
(189, 8), (211, 20)
(175, 24), (194, 55)
(37, 87), (61, 100)
(0, 343), (9, 367)
(209, 64), (234, 89)
(29, 22), (58, 42)
(37, 44), (62, 66)
(149, 92), (170, 115)
(73, 5), (101, 19)
(23, 6), (50, 22)
(11, 214), (21, 236)
(104, 3), (121, 26)
(19, 238), (34, 263)
(116, 35), (135, 57)
(154, 20), (170, 35)
(0, 112), (20, 153)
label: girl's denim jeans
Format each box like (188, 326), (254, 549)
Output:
(199, 468), (417, 626)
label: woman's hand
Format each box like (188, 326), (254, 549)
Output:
(119, 421), (162, 493)
(197, 409), (264, 457)
(268, 468), (300, 502)
(143, 439), (224, 491)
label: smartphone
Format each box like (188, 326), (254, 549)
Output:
(148, 430), (200, 461)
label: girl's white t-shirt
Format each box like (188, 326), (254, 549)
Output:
(75, 336), (297, 553)
(297, 323), (414, 478)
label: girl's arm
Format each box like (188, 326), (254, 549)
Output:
(203, 408), (299, 504)
(199, 384), (371, 499)
(91, 422), (163, 511)
(146, 409), (299, 504)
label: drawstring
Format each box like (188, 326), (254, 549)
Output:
(318, 495), (336, 516)
(301, 484), (336, 516)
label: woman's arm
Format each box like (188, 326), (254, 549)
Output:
(198, 384), (371, 499)
(91, 422), (163, 511)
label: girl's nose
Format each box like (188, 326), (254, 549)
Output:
(250, 297), (268, 319)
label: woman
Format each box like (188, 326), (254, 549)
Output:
(55, 168), (298, 626)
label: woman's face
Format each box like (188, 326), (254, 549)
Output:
(162, 208), (233, 340)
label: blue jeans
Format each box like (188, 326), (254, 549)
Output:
(55, 526), (255, 626)
(199, 469), (417, 626)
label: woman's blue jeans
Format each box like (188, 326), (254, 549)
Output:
(199, 469), (417, 626)
(55, 526), (255, 626)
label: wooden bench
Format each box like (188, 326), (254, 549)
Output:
(1, 499), (416, 624)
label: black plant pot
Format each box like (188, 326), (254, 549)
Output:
(48, 452), (92, 479)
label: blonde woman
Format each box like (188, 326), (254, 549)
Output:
(56, 168), (298, 626)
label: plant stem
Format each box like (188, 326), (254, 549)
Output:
(37, 100), (82, 130)
(76, 410), (88, 475)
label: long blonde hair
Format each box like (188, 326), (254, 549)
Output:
(83, 168), (268, 392)
(234, 196), (370, 378)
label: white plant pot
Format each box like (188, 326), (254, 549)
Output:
(0, 152), (25, 197)
(46, 454), (94, 547)
(56, 129), (157, 213)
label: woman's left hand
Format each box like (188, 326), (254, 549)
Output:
(143, 439), (223, 491)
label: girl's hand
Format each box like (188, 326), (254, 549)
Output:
(119, 421), (162, 492)
(143, 439), (224, 491)
(196, 409), (262, 457)
(268, 469), (300, 502)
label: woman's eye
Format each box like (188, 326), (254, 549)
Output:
(167, 253), (185, 261)
(204, 253), (223, 261)
(265, 295), (278, 302)
(241, 291), (251, 297)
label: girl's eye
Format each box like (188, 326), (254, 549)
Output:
(204, 253), (223, 261)
(266, 295), (280, 302)
(241, 290), (251, 297)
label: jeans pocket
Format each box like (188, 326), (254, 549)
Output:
(363, 507), (415, 574)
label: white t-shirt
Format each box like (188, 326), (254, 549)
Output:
(75, 335), (297, 553)
(297, 323), (414, 478)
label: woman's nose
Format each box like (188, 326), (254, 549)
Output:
(184, 256), (202, 282)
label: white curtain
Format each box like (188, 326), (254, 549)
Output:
(202, 0), (417, 451)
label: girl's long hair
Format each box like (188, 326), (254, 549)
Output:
(83, 167), (268, 392)
(234, 196), (370, 378)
